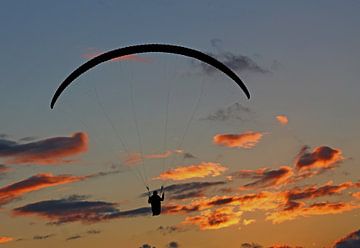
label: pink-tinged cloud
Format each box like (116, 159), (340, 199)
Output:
(0, 173), (85, 206)
(295, 145), (343, 171)
(82, 50), (149, 62)
(182, 207), (242, 230)
(155, 162), (227, 181)
(276, 115), (289, 125)
(0, 236), (13, 244)
(0, 132), (88, 165)
(233, 166), (293, 189)
(124, 150), (183, 166)
(213, 132), (263, 148)
(333, 229), (360, 248)
(266, 201), (360, 224)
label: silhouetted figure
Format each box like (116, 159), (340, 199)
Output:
(148, 189), (164, 216)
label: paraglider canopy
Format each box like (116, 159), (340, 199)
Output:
(50, 44), (250, 108)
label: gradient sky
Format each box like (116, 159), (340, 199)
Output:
(1, 1), (360, 247)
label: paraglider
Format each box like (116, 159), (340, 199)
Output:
(148, 186), (165, 216)
(50, 43), (251, 216)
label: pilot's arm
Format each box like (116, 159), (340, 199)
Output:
(161, 192), (165, 201)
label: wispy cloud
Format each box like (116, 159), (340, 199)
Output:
(0, 132), (88, 165)
(199, 52), (268, 74)
(213, 132), (264, 149)
(66, 235), (82, 241)
(155, 162), (227, 181)
(201, 102), (252, 122)
(157, 225), (186, 235)
(33, 234), (55, 240)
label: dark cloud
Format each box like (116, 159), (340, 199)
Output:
(86, 169), (123, 179)
(13, 195), (120, 224)
(198, 51), (268, 74)
(33, 234), (55, 240)
(200, 102), (252, 122)
(87, 229), (101, 235)
(66, 235), (82, 241)
(157, 225), (186, 235)
(183, 152), (196, 159)
(139, 244), (156, 248)
(333, 229), (360, 248)
(167, 241), (180, 248)
(0, 132), (88, 165)
(115, 207), (151, 217)
(13, 195), (152, 224)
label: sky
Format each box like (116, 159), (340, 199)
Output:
(0, 1), (360, 247)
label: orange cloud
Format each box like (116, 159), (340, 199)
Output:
(295, 146), (343, 171)
(155, 162), (227, 181)
(1, 132), (88, 165)
(0, 236), (13, 244)
(182, 207), (242, 230)
(352, 192), (360, 200)
(213, 132), (263, 148)
(82, 50), (149, 62)
(276, 115), (289, 125)
(0, 173), (85, 206)
(165, 191), (286, 215)
(266, 201), (360, 224)
(285, 181), (355, 202)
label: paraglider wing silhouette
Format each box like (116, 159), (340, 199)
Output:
(50, 44), (250, 108)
